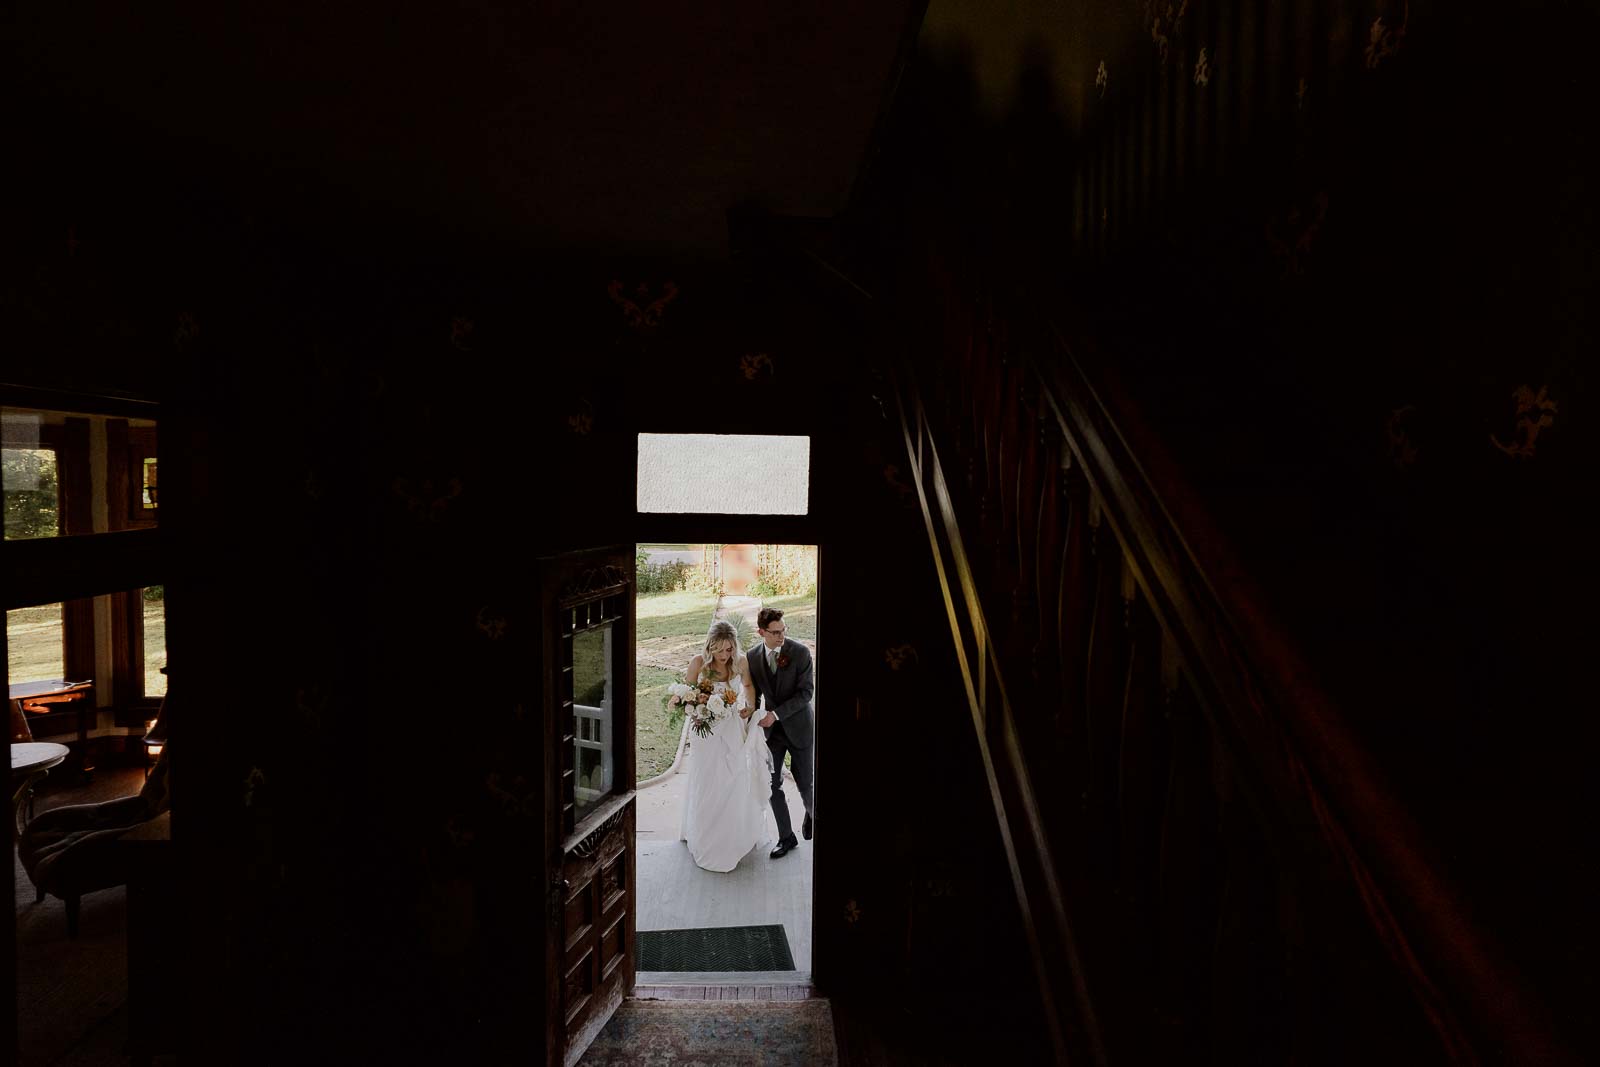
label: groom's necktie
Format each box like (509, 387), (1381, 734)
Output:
(767, 648), (777, 676)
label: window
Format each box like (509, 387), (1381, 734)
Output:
(141, 586), (167, 698)
(0, 406), (158, 538)
(2, 392), (163, 731)
(2, 410), (60, 539)
(636, 433), (810, 514)
(141, 457), (158, 510)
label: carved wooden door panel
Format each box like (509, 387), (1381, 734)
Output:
(542, 546), (636, 1067)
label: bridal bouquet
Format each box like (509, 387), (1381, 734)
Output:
(666, 677), (745, 738)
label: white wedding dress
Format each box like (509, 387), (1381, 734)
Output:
(679, 673), (772, 872)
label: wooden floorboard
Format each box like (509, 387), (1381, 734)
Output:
(633, 981), (816, 1002)
(635, 765), (813, 973)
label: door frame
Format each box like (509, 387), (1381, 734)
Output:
(541, 544), (639, 1067)
(631, 520), (823, 991)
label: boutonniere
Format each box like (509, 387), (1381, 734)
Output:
(777, 653), (791, 669)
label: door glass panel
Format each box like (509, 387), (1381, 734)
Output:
(571, 622), (615, 824)
(2, 406), (159, 537)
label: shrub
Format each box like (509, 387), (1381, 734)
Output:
(683, 562), (723, 596)
(754, 544), (817, 596)
(2, 449), (59, 540)
(723, 611), (754, 650)
(637, 561), (689, 594)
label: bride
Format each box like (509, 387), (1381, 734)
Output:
(676, 620), (772, 872)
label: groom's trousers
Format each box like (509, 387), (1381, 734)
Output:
(766, 718), (814, 844)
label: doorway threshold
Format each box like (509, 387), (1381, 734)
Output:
(635, 971), (815, 1001)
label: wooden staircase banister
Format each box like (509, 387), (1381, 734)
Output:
(1032, 321), (1569, 1065)
(754, 218), (1574, 1062)
(881, 285), (1574, 1063)
(895, 379), (1108, 1067)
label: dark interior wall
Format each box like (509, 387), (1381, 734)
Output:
(857, 0), (1598, 1054)
(11, 0), (916, 257)
(7, 83), (1052, 1060)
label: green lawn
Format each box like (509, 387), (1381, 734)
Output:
(637, 589), (719, 642)
(759, 593), (817, 641)
(636, 665), (686, 779)
(637, 543), (698, 552)
(632, 587), (816, 783)
(635, 589), (719, 783)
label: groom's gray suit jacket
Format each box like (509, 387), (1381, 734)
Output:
(748, 638), (814, 749)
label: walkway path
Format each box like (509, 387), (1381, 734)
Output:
(636, 755), (813, 973)
(716, 594), (762, 630)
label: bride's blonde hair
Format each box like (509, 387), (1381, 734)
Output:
(702, 620), (741, 677)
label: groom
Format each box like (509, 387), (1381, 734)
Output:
(748, 608), (814, 859)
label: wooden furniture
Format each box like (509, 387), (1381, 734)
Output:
(17, 748), (170, 937)
(142, 733), (164, 778)
(10, 741), (69, 835)
(8, 680), (94, 779)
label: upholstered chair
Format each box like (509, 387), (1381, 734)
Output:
(17, 746), (171, 937)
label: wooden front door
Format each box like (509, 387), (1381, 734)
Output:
(542, 546), (637, 1067)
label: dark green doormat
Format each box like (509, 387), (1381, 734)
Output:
(637, 924), (796, 971)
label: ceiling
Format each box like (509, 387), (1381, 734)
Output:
(17, 2), (922, 258)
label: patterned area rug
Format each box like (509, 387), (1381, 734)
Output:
(578, 998), (838, 1067)
(14, 766), (147, 1067)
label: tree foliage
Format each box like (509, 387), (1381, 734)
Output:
(2, 448), (60, 539)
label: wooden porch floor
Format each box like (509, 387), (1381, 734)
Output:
(634, 762), (813, 983)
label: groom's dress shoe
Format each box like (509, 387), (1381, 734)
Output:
(802, 814), (813, 841)
(770, 838), (798, 859)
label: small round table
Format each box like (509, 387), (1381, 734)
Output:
(11, 742), (69, 835)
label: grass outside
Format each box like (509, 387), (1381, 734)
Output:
(632, 586), (817, 783)
(636, 665), (686, 779)
(638, 543), (698, 553)
(759, 593), (817, 641)
(637, 589), (720, 644)
(635, 590), (719, 782)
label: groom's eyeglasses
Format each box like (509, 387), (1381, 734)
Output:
(761, 626), (786, 636)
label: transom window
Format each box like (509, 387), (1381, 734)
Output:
(636, 433), (810, 515)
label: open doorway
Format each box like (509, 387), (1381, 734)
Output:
(5, 397), (169, 1065)
(632, 542), (818, 986)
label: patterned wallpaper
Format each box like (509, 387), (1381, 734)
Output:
(3, 94), (1053, 1057)
(862, 0), (1599, 1051)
